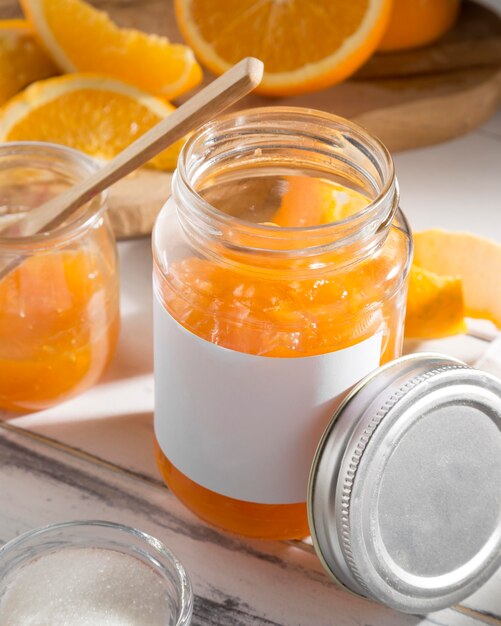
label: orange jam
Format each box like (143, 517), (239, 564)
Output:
(153, 109), (412, 539)
(0, 143), (120, 414)
(0, 247), (119, 412)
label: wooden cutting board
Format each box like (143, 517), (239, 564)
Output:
(0, 0), (500, 239)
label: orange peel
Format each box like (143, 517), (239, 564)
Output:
(413, 229), (501, 329)
(405, 264), (466, 339)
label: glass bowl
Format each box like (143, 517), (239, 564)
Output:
(0, 520), (193, 626)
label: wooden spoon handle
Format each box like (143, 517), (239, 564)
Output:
(0, 57), (263, 279)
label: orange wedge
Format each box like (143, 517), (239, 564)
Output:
(0, 19), (58, 105)
(405, 264), (466, 339)
(20, 0), (202, 100)
(0, 74), (183, 170)
(414, 229), (501, 328)
(174, 0), (393, 96)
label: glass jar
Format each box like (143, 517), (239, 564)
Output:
(152, 107), (412, 540)
(0, 520), (193, 625)
(0, 142), (120, 413)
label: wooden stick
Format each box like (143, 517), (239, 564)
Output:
(0, 57), (263, 280)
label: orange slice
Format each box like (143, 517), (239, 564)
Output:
(0, 74), (183, 170)
(0, 19), (58, 105)
(174, 0), (393, 96)
(20, 0), (202, 100)
(405, 264), (466, 339)
(272, 176), (369, 227)
(379, 0), (460, 52)
(414, 229), (501, 328)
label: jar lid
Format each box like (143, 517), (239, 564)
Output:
(308, 353), (501, 614)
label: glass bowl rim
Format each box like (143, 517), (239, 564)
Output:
(0, 519), (193, 626)
(0, 141), (107, 253)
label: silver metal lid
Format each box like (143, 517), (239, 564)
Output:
(308, 353), (501, 614)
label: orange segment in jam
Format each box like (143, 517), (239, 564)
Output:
(272, 175), (369, 227)
(0, 247), (119, 413)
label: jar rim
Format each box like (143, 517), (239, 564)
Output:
(0, 519), (194, 626)
(0, 141), (107, 253)
(176, 106), (397, 238)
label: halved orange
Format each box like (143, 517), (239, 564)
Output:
(0, 74), (183, 169)
(414, 229), (501, 328)
(20, 0), (202, 100)
(405, 264), (466, 339)
(0, 19), (58, 105)
(175, 0), (393, 96)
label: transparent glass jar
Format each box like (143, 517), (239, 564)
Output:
(0, 142), (120, 413)
(152, 108), (412, 540)
(0, 520), (193, 626)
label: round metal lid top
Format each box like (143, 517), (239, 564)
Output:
(308, 353), (501, 614)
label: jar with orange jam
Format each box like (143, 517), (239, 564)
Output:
(153, 108), (412, 540)
(0, 142), (120, 414)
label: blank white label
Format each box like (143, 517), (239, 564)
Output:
(154, 292), (382, 504)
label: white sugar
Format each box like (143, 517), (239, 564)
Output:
(0, 547), (171, 626)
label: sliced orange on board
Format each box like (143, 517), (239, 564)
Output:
(0, 74), (183, 169)
(174, 0), (393, 96)
(0, 19), (57, 105)
(414, 229), (501, 329)
(20, 0), (202, 100)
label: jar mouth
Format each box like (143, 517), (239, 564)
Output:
(174, 106), (397, 257)
(0, 141), (106, 253)
(0, 520), (194, 626)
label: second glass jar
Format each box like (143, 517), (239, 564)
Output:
(0, 142), (120, 414)
(153, 108), (412, 540)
